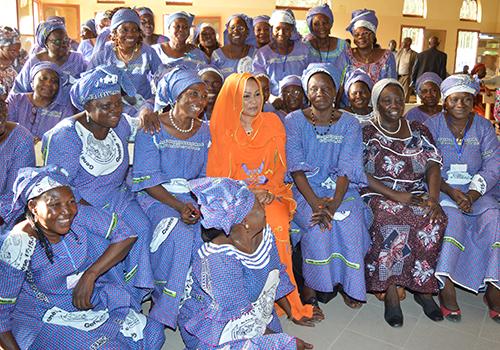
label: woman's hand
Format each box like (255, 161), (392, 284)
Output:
(309, 198), (334, 230)
(178, 202), (200, 225)
(449, 188), (472, 212)
(72, 270), (98, 310)
(252, 189), (275, 205)
(138, 108), (161, 134)
(296, 337), (314, 350)
(423, 198), (445, 225)
(465, 190), (481, 205)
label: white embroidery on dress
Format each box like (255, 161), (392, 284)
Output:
(119, 309), (147, 342)
(0, 232), (36, 271)
(42, 307), (109, 331)
(150, 217), (178, 253)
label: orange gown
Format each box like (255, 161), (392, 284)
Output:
(206, 73), (313, 320)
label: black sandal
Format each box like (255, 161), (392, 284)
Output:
(414, 294), (443, 322)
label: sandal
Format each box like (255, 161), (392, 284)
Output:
(440, 304), (461, 322)
(340, 290), (363, 309)
(483, 295), (500, 324)
(414, 294), (443, 322)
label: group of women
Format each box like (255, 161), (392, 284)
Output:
(0, 3), (498, 350)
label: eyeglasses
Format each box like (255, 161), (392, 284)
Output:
(283, 89), (303, 98)
(229, 25), (247, 33)
(47, 37), (70, 47)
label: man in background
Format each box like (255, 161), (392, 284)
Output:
(412, 36), (447, 85)
(396, 37), (417, 102)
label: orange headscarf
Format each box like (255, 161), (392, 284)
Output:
(207, 72), (293, 204)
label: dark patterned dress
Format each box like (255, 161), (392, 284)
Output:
(362, 120), (447, 293)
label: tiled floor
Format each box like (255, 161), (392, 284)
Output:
(159, 288), (499, 350)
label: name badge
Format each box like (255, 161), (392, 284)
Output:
(450, 164), (467, 173)
(66, 271), (84, 289)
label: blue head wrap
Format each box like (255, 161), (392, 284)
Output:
(253, 15), (270, 25)
(415, 72), (442, 96)
(440, 74), (481, 100)
(6, 165), (72, 226)
(193, 22), (218, 44)
(0, 26), (21, 47)
(371, 78), (403, 113)
(136, 7), (154, 17)
(82, 19), (96, 36)
(346, 9), (378, 35)
(223, 14), (256, 46)
(189, 177), (255, 236)
(269, 9), (301, 42)
(344, 68), (374, 98)
(35, 18), (66, 48)
(29, 62), (68, 106)
(111, 9), (141, 32)
(197, 64), (224, 82)
(70, 64), (136, 111)
(155, 65), (203, 112)
(301, 63), (342, 95)
(165, 12), (195, 33)
(306, 4), (334, 33)
(279, 75), (302, 94)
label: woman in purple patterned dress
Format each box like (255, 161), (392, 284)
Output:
(362, 79), (446, 327)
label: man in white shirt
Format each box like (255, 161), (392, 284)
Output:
(396, 37), (417, 102)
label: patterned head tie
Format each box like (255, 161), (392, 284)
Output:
(440, 74), (480, 100)
(29, 62), (68, 106)
(301, 62), (342, 94)
(224, 14), (255, 46)
(35, 17), (66, 48)
(6, 165), (71, 225)
(253, 15), (270, 26)
(346, 9), (378, 35)
(155, 65), (203, 112)
(165, 11), (195, 32)
(306, 3), (334, 33)
(70, 64), (136, 111)
(0, 26), (21, 47)
(82, 19), (97, 36)
(344, 68), (374, 96)
(110, 8), (141, 32)
(189, 177), (255, 236)
(197, 64), (224, 82)
(269, 9), (301, 41)
(279, 75), (302, 95)
(415, 72), (442, 96)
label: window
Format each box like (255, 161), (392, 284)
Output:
(276, 0), (330, 10)
(401, 26), (425, 52)
(459, 0), (479, 21)
(455, 30), (479, 72)
(402, 0), (426, 17)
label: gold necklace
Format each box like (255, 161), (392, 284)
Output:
(115, 44), (140, 63)
(358, 47), (374, 64)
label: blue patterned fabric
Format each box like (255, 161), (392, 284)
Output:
(155, 65), (203, 111)
(223, 14), (256, 46)
(415, 72), (442, 95)
(82, 19), (96, 36)
(0, 26), (20, 47)
(164, 12), (194, 33)
(189, 177), (255, 235)
(301, 62), (342, 93)
(440, 74), (480, 100)
(346, 9), (378, 34)
(70, 64), (136, 111)
(110, 9), (140, 32)
(212, 46), (256, 79)
(35, 18), (66, 48)
(306, 4), (334, 32)
(344, 68), (374, 95)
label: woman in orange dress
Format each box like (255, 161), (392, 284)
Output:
(206, 72), (323, 325)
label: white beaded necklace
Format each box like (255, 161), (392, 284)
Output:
(376, 115), (402, 135)
(169, 109), (194, 133)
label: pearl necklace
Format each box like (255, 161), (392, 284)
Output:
(169, 109), (194, 133)
(376, 115), (402, 135)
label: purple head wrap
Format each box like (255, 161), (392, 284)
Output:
(306, 4), (334, 33)
(155, 65), (203, 111)
(82, 19), (97, 36)
(279, 75), (302, 94)
(110, 9), (141, 32)
(346, 9), (378, 35)
(224, 14), (256, 46)
(29, 62), (68, 106)
(136, 7), (154, 17)
(344, 68), (374, 97)
(415, 72), (443, 96)
(35, 18), (66, 48)
(253, 15), (270, 25)
(189, 177), (255, 236)
(440, 74), (481, 100)
(302, 63), (342, 95)
(197, 64), (224, 82)
(269, 9), (301, 42)
(70, 64), (136, 111)
(165, 12), (195, 34)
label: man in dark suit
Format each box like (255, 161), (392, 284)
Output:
(411, 36), (447, 86)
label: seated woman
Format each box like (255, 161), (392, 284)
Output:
(405, 72), (442, 123)
(7, 62), (74, 141)
(276, 75), (306, 120)
(196, 23), (220, 60)
(286, 63), (372, 309)
(152, 12), (207, 67)
(0, 26), (24, 93)
(0, 99), (35, 231)
(132, 66), (210, 330)
(255, 73), (276, 113)
(0, 166), (165, 350)
(345, 9), (396, 83)
(12, 18), (86, 93)
(304, 4), (348, 70)
(207, 72), (322, 325)
(90, 8), (162, 112)
(362, 79), (446, 327)
(425, 75), (499, 323)
(253, 15), (271, 49)
(212, 14), (256, 78)
(253, 9), (311, 97)
(179, 177), (313, 350)
(197, 65), (224, 121)
(340, 68), (374, 123)
(77, 19), (97, 62)
(136, 7), (168, 46)
(42, 65), (154, 303)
